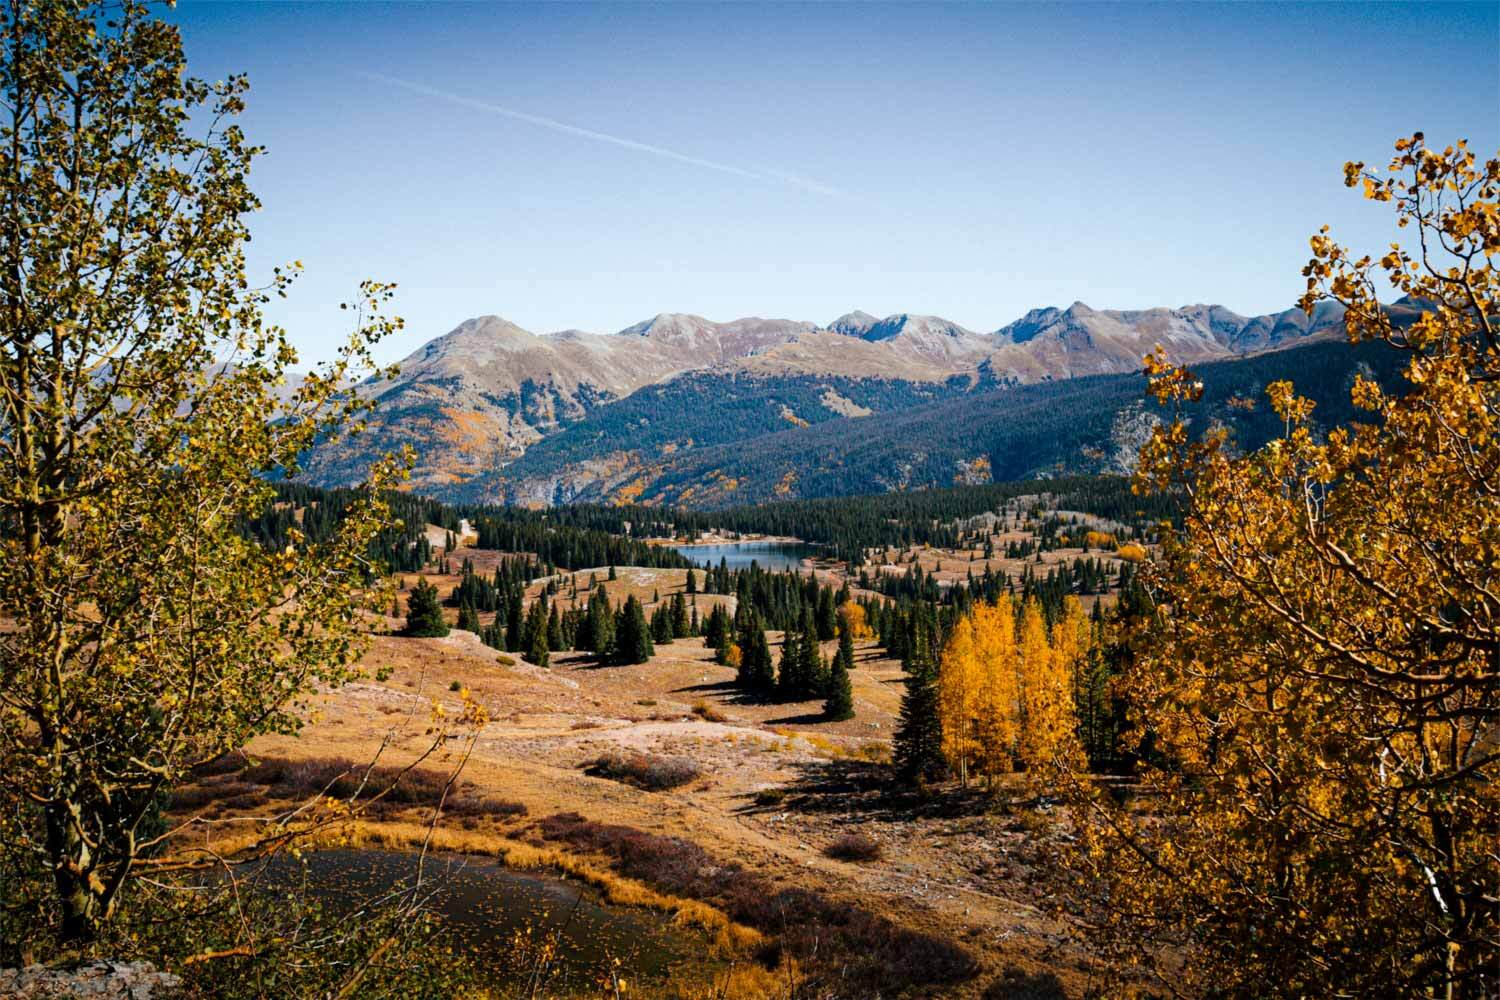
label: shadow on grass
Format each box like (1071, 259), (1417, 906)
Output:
(668, 681), (826, 714)
(763, 710), (834, 726)
(668, 679), (738, 695)
(754, 757), (1000, 821)
(982, 968), (1069, 999)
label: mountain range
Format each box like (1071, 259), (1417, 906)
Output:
(300, 298), (1415, 508)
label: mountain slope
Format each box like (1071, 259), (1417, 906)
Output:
(300, 298), (1402, 502)
(301, 313), (814, 493)
(624, 338), (1404, 508)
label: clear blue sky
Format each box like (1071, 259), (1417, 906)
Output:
(171, 1), (1499, 365)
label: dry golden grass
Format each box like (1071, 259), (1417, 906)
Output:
(189, 816), (761, 955)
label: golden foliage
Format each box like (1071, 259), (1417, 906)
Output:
(837, 600), (872, 640)
(938, 597), (1085, 788)
(1083, 530), (1117, 550)
(1069, 135), (1500, 997)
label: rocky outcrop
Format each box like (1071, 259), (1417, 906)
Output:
(0, 961), (181, 999)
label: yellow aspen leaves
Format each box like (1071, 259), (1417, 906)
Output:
(938, 596), (1085, 788)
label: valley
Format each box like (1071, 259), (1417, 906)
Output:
(5, 2), (1488, 995)
(174, 488), (1144, 997)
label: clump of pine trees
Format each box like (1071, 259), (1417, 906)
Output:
(404, 580), (449, 638)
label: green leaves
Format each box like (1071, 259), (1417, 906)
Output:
(0, 0), (401, 949)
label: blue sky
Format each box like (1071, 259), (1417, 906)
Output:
(171, 2), (1499, 365)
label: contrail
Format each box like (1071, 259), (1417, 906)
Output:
(359, 71), (850, 198)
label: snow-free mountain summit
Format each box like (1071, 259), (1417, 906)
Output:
(301, 298), (1398, 506)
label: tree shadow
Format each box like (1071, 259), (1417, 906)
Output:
(670, 680), (815, 710)
(757, 758), (1000, 821)
(763, 710), (832, 726)
(981, 968), (1068, 999)
(669, 680), (739, 695)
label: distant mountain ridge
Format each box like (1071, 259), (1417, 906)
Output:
(300, 297), (1419, 504)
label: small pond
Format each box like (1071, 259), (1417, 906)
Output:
(670, 540), (821, 572)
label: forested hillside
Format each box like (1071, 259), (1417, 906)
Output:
(466, 337), (1401, 508)
(635, 338), (1402, 506)
(486, 371), (981, 504)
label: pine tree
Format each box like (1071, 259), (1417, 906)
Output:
(685, 568), (697, 594)
(521, 596), (548, 657)
(583, 584), (616, 657)
(835, 622), (856, 674)
(776, 633), (799, 698)
(547, 602), (564, 651)
(799, 612), (826, 696)
(894, 627), (945, 784)
(747, 625), (775, 692)
(704, 602), (728, 653)
(505, 593), (523, 651)
(608, 565), (617, 581)
(737, 613), (775, 692)
(651, 604), (672, 643)
(670, 593), (690, 638)
(527, 617), (550, 668)
(816, 587), (838, 641)
(456, 602), (479, 633)
(404, 579), (449, 638)
(615, 595), (654, 665)
(825, 626), (855, 721)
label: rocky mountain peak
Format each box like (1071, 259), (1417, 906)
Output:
(860, 313), (976, 343)
(827, 310), (880, 337)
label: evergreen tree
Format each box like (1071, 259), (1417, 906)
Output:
(505, 593), (523, 651)
(776, 633), (799, 698)
(685, 568), (697, 594)
(651, 603), (672, 643)
(547, 602), (564, 651)
(747, 623), (775, 692)
(586, 584), (616, 657)
(404, 580), (449, 638)
(836, 622), (856, 674)
(615, 595), (654, 664)
(671, 593), (690, 638)
(483, 620), (506, 651)
(704, 603), (728, 651)
(456, 602), (480, 633)
(816, 587), (838, 641)
(799, 611), (827, 695)
(737, 613), (775, 692)
(824, 649), (854, 721)
(894, 628), (945, 783)
(522, 596), (547, 657)
(527, 617), (550, 668)
(608, 565), (617, 581)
